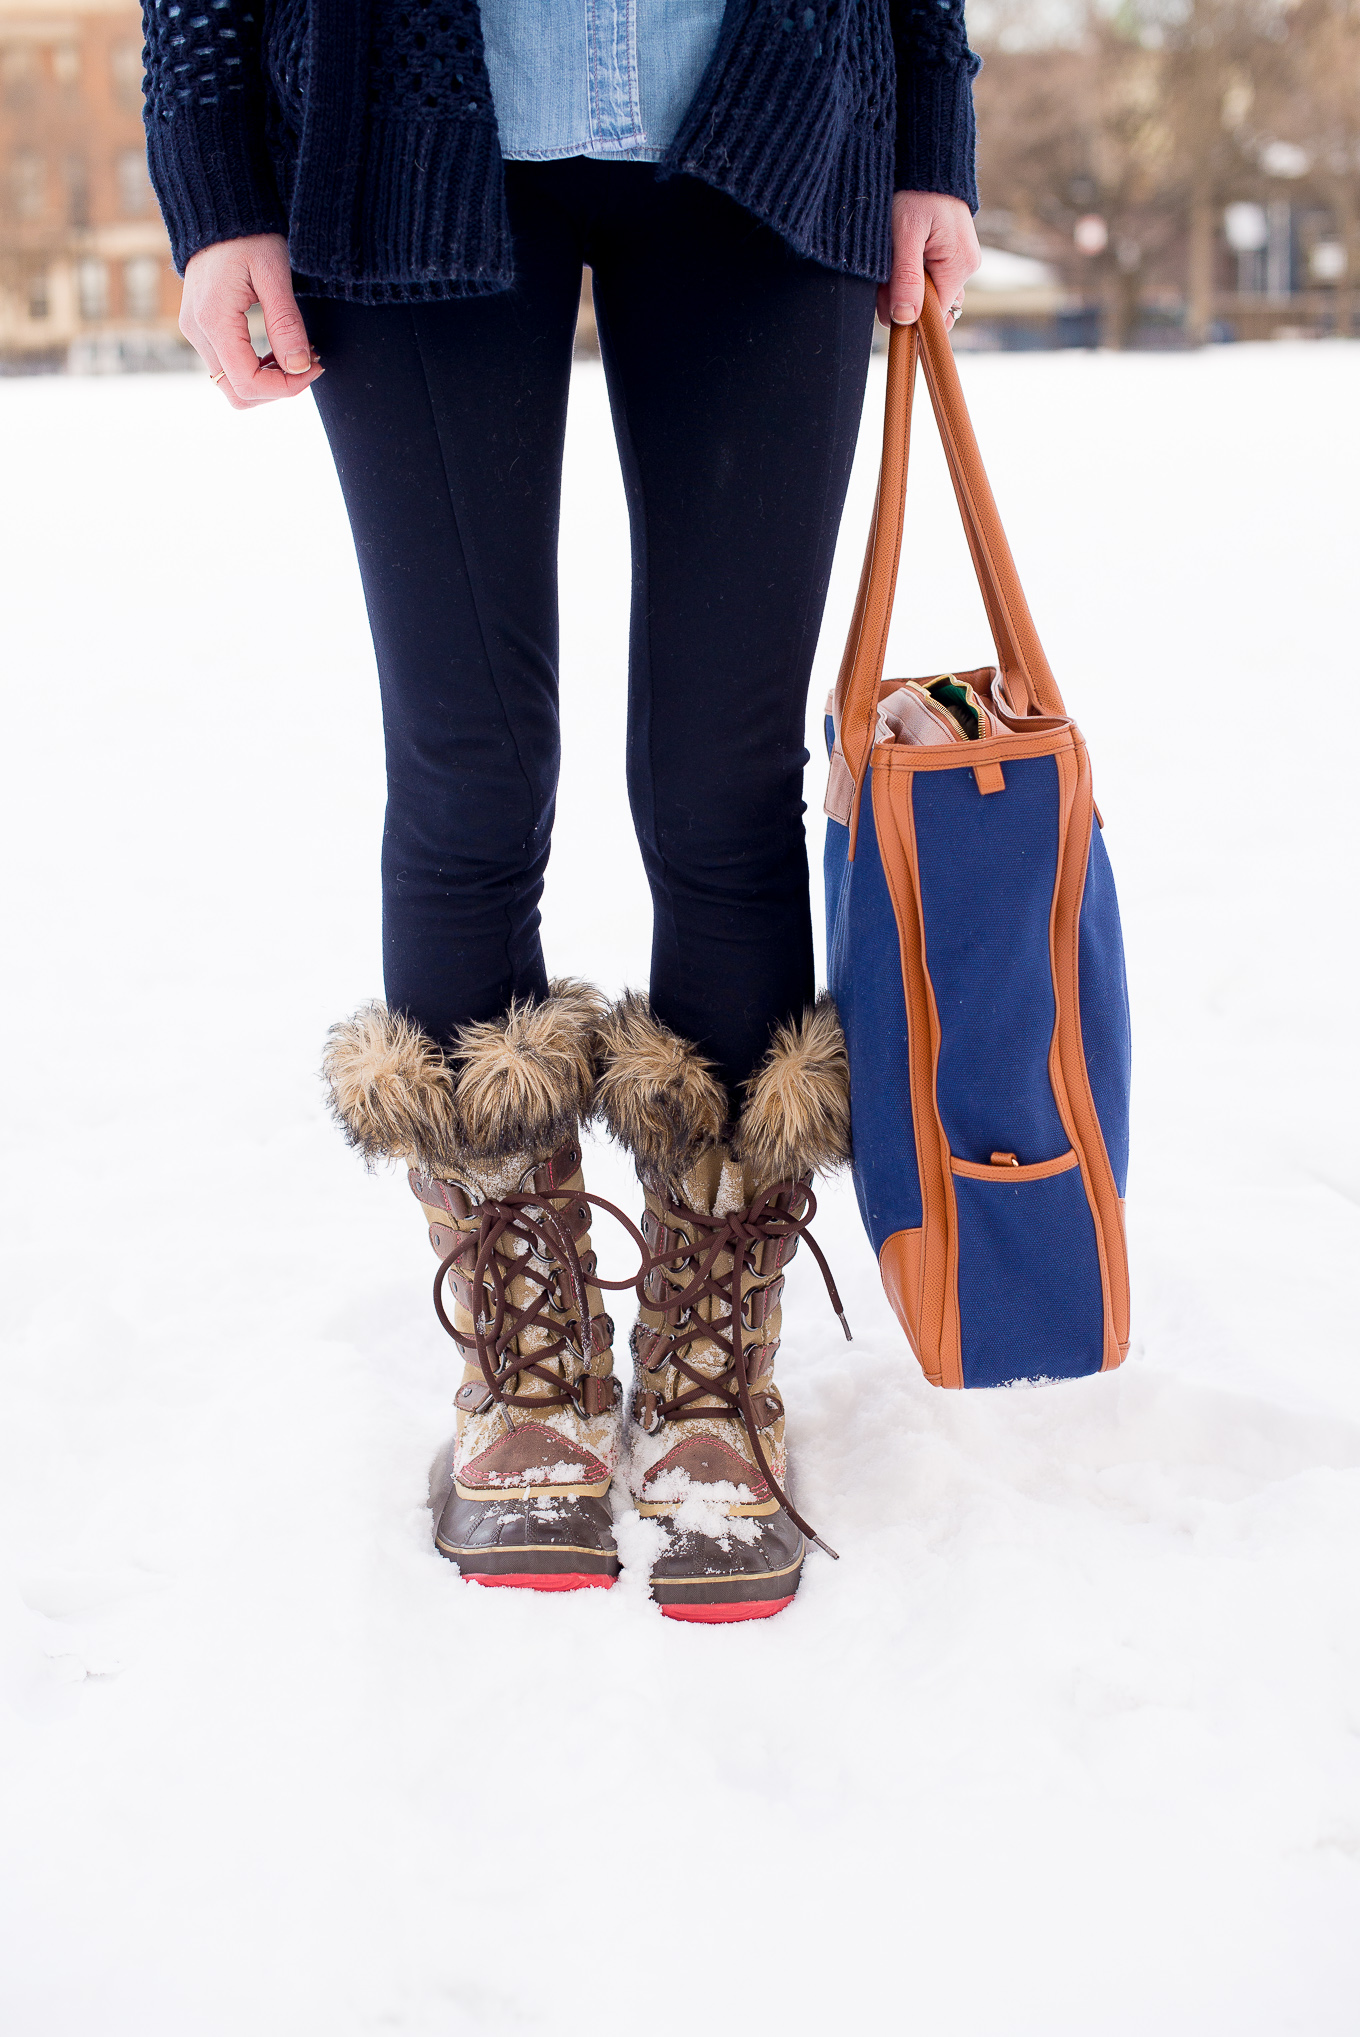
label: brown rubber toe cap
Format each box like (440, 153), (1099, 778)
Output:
(434, 1489), (619, 1581)
(649, 1508), (804, 1609)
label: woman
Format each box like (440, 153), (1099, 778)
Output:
(143, 0), (981, 1619)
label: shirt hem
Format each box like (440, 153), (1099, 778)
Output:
(501, 143), (667, 164)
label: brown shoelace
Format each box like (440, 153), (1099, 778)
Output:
(432, 1180), (848, 1555)
(631, 1178), (850, 1559)
(433, 1188), (646, 1422)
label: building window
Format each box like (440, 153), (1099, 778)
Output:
(124, 257), (161, 321)
(111, 41), (142, 106)
(117, 149), (151, 216)
(2, 45), (35, 98)
(29, 271), (49, 320)
(77, 258), (109, 322)
(11, 148), (44, 219)
(53, 43), (80, 86)
(65, 154), (89, 228)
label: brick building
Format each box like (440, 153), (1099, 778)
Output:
(0, 0), (185, 368)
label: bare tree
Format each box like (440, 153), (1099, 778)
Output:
(975, 13), (1181, 346)
(974, 0), (1324, 346)
(1155, 0), (1279, 342)
(1267, 0), (1360, 333)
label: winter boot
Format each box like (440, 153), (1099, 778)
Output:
(597, 995), (851, 1621)
(324, 980), (624, 1590)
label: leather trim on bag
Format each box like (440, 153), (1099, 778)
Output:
(874, 724), (1073, 773)
(878, 1228), (925, 1368)
(950, 1150), (1079, 1182)
(872, 766), (963, 1389)
(1049, 743), (1131, 1368)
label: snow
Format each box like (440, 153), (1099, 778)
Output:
(2, 339), (1358, 2035)
(970, 243), (1059, 289)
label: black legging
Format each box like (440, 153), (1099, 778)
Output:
(308, 159), (875, 1101)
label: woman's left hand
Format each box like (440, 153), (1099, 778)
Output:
(879, 192), (981, 332)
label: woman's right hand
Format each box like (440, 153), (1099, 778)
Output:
(180, 234), (324, 409)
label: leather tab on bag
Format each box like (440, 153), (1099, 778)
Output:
(974, 761), (1006, 796)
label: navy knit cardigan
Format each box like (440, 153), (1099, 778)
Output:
(142, 1), (979, 301)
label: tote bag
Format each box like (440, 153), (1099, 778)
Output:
(824, 283), (1131, 1388)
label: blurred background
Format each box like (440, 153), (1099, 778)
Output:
(0, 0), (1355, 370)
(0, 0), (172, 371)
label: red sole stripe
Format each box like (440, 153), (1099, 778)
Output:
(462, 1573), (616, 1592)
(659, 1596), (796, 1623)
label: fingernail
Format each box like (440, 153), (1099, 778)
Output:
(892, 306), (918, 324)
(285, 350), (311, 372)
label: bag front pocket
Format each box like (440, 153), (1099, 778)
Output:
(950, 1152), (1106, 1386)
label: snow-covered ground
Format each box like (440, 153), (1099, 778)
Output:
(2, 339), (1357, 2037)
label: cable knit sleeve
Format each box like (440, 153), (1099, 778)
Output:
(141, 0), (289, 273)
(890, 0), (981, 209)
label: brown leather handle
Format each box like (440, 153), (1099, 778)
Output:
(833, 280), (1066, 805)
(915, 284), (1065, 719)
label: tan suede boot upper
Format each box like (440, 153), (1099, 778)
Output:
(630, 1148), (799, 1518)
(412, 1138), (621, 1498)
(596, 993), (852, 1613)
(324, 980), (623, 1586)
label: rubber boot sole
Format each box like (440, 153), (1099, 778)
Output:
(659, 1595), (795, 1622)
(463, 1572), (616, 1591)
(649, 1539), (804, 1622)
(435, 1538), (620, 1591)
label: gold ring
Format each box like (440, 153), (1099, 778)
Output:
(210, 371), (226, 385)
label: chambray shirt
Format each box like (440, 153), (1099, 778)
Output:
(480, 0), (728, 163)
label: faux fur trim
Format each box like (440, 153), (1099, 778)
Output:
(322, 1001), (460, 1174)
(594, 993), (728, 1180)
(733, 995), (852, 1182)
(452, 977), (607, 1161)
(323, 978), (606, 1172)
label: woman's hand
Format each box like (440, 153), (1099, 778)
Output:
(180, 234), (323, 409)
(879, 192), (981, 332)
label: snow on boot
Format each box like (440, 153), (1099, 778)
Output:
(597, 994), (851, 1621)
(324, 980), (623, 1591)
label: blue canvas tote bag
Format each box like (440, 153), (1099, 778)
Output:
(824, 285), (1131, 1388)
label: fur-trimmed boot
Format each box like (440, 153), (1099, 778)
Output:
(597, 995), (851, 1622)
(323, 980), (624, 1591)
